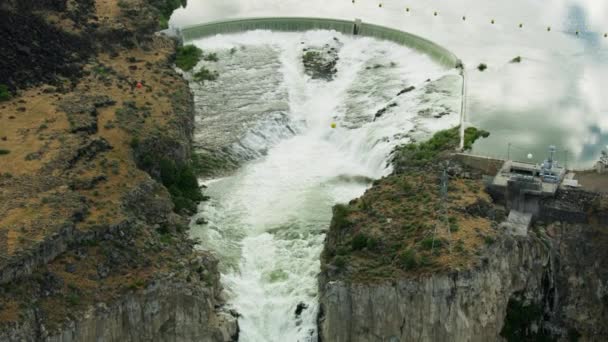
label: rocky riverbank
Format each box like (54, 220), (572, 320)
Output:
(318, 127), (608, 341)
(0, 1), (236, 340)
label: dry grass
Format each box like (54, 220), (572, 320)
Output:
(326, 170), (498, 283)
(0, 300), (19, 323)
(0, 0), (201, 330)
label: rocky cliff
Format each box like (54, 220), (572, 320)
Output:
(0, 1), (237, 340)
(318, 128), (608, 341)
(318, 234), (550, 342)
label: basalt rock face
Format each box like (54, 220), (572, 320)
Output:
(0, 262), (239, 342)
(0, 8), (92, 90)
(318, 182), (608, 341)
(545, 222), (608, 339)
(318, 234), (551, 342)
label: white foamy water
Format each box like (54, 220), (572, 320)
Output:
(188, 30), (460, 341)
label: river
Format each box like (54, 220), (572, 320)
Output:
(187, 30), (459, 341)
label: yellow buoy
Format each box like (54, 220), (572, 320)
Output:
(331, 123), (337, 129)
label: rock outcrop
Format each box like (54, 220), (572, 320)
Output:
(318, 234), (550, 342)
(302, 38), (342, 81)
(0, 265), (238, 342)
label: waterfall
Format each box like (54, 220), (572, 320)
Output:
(188, 29), (461, 341)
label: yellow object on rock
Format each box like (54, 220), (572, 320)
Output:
(331, 123), (337, 129)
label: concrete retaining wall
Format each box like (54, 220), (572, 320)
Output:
(179, 17), (461, 69)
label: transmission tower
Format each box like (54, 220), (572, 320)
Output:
(432, 165), (452, 253)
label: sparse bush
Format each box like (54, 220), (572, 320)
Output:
(159, 159), (205, 213)
(66, 293), (80, 306)
(336, 246), (349, 256)
(129, 136), (140, 148)
(138, 151), (205, 214)
(203, 52), (219, 62)
(359, 198), (372, 212)
(153, 0), (187, 29)
(421, 237), (443, 250)
(351, 233), (368, 251)
(400, 179), (413, 193)
(398, 249), (418, 270)
(394, 127), (488, 169)
(175, 45), (203, 71)
(193, 67), (219, 83)
(0, 149), (10, 155)
(332, 204), (351, 230)
(0, 84), (11, 102)
(366, 236), (379, 250)
(333, 256), (347, 269)
(450, 223), (460, 232)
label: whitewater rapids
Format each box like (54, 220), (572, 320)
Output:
(188, 30), (461, 341)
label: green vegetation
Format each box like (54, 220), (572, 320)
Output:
(351, 233), (368, 251)
(175, 45), (203, 71)
(0, 84), (11, 102)
(477, 63), (488, 71)
(66, 293), (81, 306)
(421, 237), (445, 250)
(191, 152), (233, 177)
(398, 249), (418, 270)
(332, 204), (352, 230)
(320, 126), (499, 282)
(137, 150), (205, 214)
(159, 158), (205, 213)
(0, 149), (10, 155)
(393, 127), (489, 170)
(153, 0), (187, 29)
(334, 256), (347, 269)
(202, 52), (219, 62)
(193, 67), (219, 83)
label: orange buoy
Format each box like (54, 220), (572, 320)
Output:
(136, 82), (143, 89)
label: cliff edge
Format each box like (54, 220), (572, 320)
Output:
(0, 1), (237, 340)
(318, 127), (608, 341)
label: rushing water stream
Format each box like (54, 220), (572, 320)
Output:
(188, 31), (459, 341)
